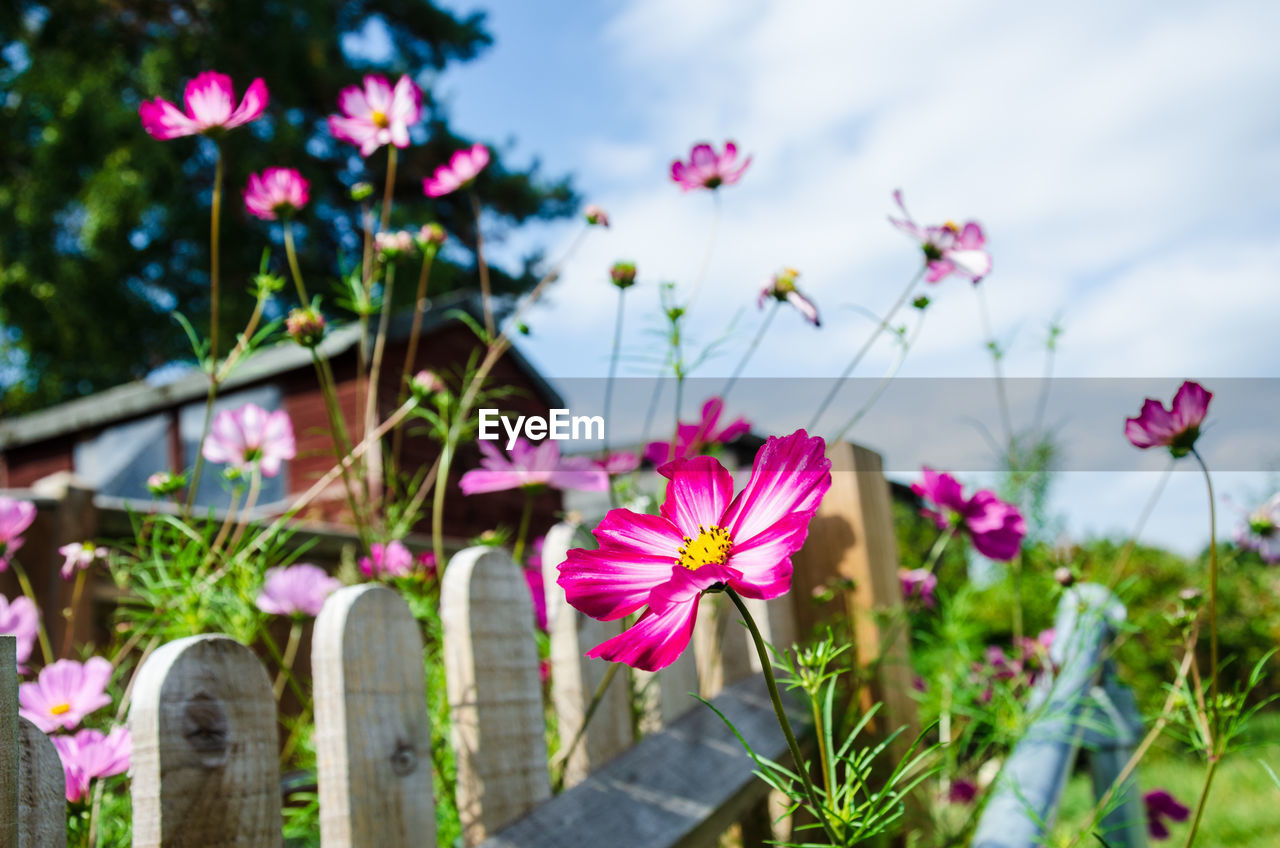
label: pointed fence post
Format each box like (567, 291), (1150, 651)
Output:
(443, 546), (550, 845)
(1, 636), (17, 847)
(542, 522), (632, 787)
(129, 634), (282, 848)
(313, 584), (436, 847)
(18, 716), (66, 847)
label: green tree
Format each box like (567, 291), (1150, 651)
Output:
(0, 0), (575, 413)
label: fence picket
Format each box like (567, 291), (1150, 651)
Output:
(1, 636), (17, 847)
(442, 546), (550, 845)
(313, 583), (436, 847)
(18, 716), (66, 847)
(129, 634), (282, 848)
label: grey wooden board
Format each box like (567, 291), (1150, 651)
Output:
(477, 674), (803, 848)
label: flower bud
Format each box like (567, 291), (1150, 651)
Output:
(411, 369), (446, 398)
(610, 261), (637, 289)
(1053, 566), (1076, 588)
(584, 204), (610, 227)
(350, 181), (374, 202)
(286, 307), (326, 348)
(912, 295), (931, 310)
(418, 223), (447, 248)
(146, 471), (186, 496)
(375, 230), (416, 260)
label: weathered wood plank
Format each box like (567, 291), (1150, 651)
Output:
(1, 636), (18, 847)
(443, 546), (550, 845)
(313, 584), (436, 847)
(18, 716), (66, 847)
(129, 634), (282, 848)
(693, 594), (754, 698)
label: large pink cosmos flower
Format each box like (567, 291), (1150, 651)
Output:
(0, 497), (36, 572)
(459, 439), (608, 495)
(19, 657), (113, 733)
(1234, 493), (1280, 564)
(328, 74), (423, 157)
(558, 430), (832, 671)
(912, 468), (1026, 562)
(244, 168), (310, 220)
(757, 267), (820, 327)
(201, 403), (296, 478)
(644, 397), (751, 465)
(670, 141), (752, 191)
(0, 595), (38, 672)
(256, 564), (342, 617)
(889, 190), (992, 283)
(1124, 381), (1212, 458)
(422, 143), (491, 198)
(1144, 789), (1191, 840)
(53, 727), (131, 803)
(139, 71), (268, 140)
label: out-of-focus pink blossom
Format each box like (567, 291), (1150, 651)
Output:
(19, 658), (113, 733)
(0, 595), (38, 672)
(757, 267), (820, 327)
(201, 403), (296, 478)
(1144, 789), (1191, 840)
(53, 727), (131, 803)
(1235, 493), (1280, 563)
(644, 397), (751, 465)
(244, 168), (310, 220)
(359, 540), (416, 579)
(889, 190), (991, 283)
(947, 778), (979, 805)
(327, 75), (423, 157)
(375, 229), (416, 258)
(422, 143), (490, 197)
(459, 439), (608, 495)
(670, 141), (751, 191)
(911, 468), (1026, 561)
(256, 564), (342, 617)
(525, 565), (547, 632)
(416, 550), (438, 579)
(0, 497), (36, 572)
(584, 204), (610, 227)
(1125, 381), (1212, 458)
(139, 71), (268, 140)
(899, 568), (938, 609)
(596, 452), (641, 476)
(57, 542), (107, 580)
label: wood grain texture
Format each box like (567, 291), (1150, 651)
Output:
(442, 546), (550, 846)
(18, 716), (66, 847)
(313, 583), (436, 848)
(128, 634), (282, 848)
(0, 636), (17, 847)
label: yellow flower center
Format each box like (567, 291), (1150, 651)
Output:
(677, 525), (732, 570)
(50, 703), (71, 716)
(943, 220), (960, 232)
(371, 110), (389, 128)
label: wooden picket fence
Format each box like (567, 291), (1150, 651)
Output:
(0, 442), (915, 847)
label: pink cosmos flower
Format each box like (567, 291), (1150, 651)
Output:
(359, 540), (415, 579)
(139, 71), (268, 140)
(19, 657), (113, 733)
(558, 430), (832, 672)
(256, 564), (342, 617)
(327, 74), (423, 157)
(201, 403), (296, 478)
(0, 497), (36, 571)
(1234, 493), (1280, 563)
(0, 595), (38, 672)
(57, 542), (107, 580)
(644, 397), (751, 465)
(53, 727), (131, 803)
(243, 168), (310, 220)
(947, 778), (979, 805)
(1124, 381), (1212, 458)
(670, 141), (752, 191)
(596, 452), (641, 476)
(584, 204), (610, 227)
(899, 568), (938, 609)
(459, 439), (608, 495)
(1144, 789), (1191, 840)
(422, 143), (490, 197)
(757, 267), (820, 327)
(889, 190), (992, 283)
(416, 551), (439, 580)
(912, 468), (1026, 561)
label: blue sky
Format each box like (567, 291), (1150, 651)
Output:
(424, 0), (1280, 553)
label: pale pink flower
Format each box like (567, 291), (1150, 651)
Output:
(422, 143), (490, 197)
(584, 204), (610, 227)
(256, 564), (342, 617)
(757, 267), (820, 327)
(374, 229), (416, 258)
(359, 540), (416, 579)
(139, 71), (268, 140)
(912, 468), (1026, 561)
(644, 397), (751, 464)
(1234, 493), (1280, 563)
(889, 190), (992, 283)
(53, 727), (131, 803)
(57, 542), (107, 580)
(201, 403), (296, 478)
(596, 452), (641, 476)
(327, 74), (423, 157)
(0, 595), (39, 672)
(670, 141), (752, 191)
(243, 168), (310, 220)
(19, 657), (113, 733)
(899, 568), (938, 608)
(0, 497), (36, 572)
(459, 439), (609, 495)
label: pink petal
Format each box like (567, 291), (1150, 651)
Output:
(656, 456), (735, 537)
(723, 430), (832, 543)
(1171, 381), (1211, 431)
(362, 75), (394, 113)
(183, 71), (234, 127)
(458, 469), (522, 495)
(726, 512), (813, 599)
(337, 84), (372, 119)
(328, 115), (378, 150)
(786, 290), (821, 326)
(390, 75), (423, 124)
(689, 143), (716, 170)
(957, 222), (986, 249)
(138, 98), (200, 140)
(946, 249), (991, 281)
(585, 600), (701, 672)
(224, 78), (268, 129)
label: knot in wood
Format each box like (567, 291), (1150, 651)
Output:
(389, 742), (418, 776)
(182, 692), (230, 766)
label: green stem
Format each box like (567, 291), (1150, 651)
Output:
(1181, 755), (1219, 848)
(61, 568), (88, 658)
(811, 693), (834, 802)
(210, 146), (223, 363)
(432, 439), (453, 569)
(259, 621), (307, 705)
(1191, 448), (1220, 735)
(11, 559), (53, 665)
(601, 287), (627, 458)
(512, 489), (535, 565)
(923, 524), (958, 575)
(721, 300), (778, 402)
(553, 662), (621, 792)
(470, 190), (495, 340)
(273, 619), (304, 701)
(364, 261), (397, 510)
(393, 247), (438, 467)
(974, 281), (1014, 448)
(312, 351), (370, 547)
(380, 145), (398, 233)
(282, 219), (309, 305)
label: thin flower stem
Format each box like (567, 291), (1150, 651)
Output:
(811, 693), (834, 802)
(512, 490), (535, 564)
(1107, 460), (1175, 589)
(364, 261), (397, 511)
(209, 146), (223, 363)
(1190, 448), (1220, 734)
(11, 559), (53, 665)
(223, 468), (263, 555)
(60, 569), (88, 658)
(685, 191), (722, 308)
(273, 619), (304, 702)
(974, 282), (1014, 448)
(392, 247), (438, 466)
(469, 190), (495, 339)
(601, 287), (627, 458)
(431, 438), (453, 569)
(721, 300), (778, 403)
(259, 621), (307, 705)
(827, 308), (926, 446)
(1181, 756), (1220, 848)
(923, 524), (958, 575)
(313, 351), (370, 547)
(380, 145), (398, 233)
(282, 219), (309, 304)
(553, 662), (621, 792)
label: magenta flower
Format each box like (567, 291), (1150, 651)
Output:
(422, 143), (491, 198)
(558, 430), (832, 671)
(644, 397), (751, 465)
(1124, 381), (1212, 458)
(359, 540), (415, 579)
(256, 564), (342, 617)
(19, 657), (113, 733)
(899, 568), (938, 609)
(0, 595), (38, 672)
(670, 141), (752, 191)
(912, 468), (1026, 561)
(416, 550), (439, 580)
(0, 497), (36, 572)
(525, 566), (548, 632)
(459, 439), (608, 495)
(596, 452), (641, 476)
(139, 71), (268, 140)
(328, 74), (423, 157)
(53, 727), (130, 803)
(947, 778), (979, 805)
(1144, 789), (1191, 840)
(201, 403), (296, 478)
(57, 542), (107, 580)
(757, 267), (820, 327)
(889, 190), (992, 283)
(1234, 493), (1280, 563)
(244, 168), (310, 220)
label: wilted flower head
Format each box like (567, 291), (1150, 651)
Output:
(53, 727), (131, 803)
(375, 229), (416, 259)
(758, 267), (820, 327)
(889, 190), (992, 283)
(584, 204), (610, 227)
(0, 497), (36, 572)
(644, 397), (751, 464)
(57, 542), (107, 580)
(359, 540), (416, 579)
(19, 657), (113, 733)
(286, 306), (326, 348)
(422, 143), (490, 198)
(244, 168), (310, 220)
(202, 403), (296, 478)
(899, 568), (938, 609)
(1125, 381), (1212, 458)
(610, 261), (637, 289)
(460, 439), (609, 495)
(418, 222), (447, 248)
(670, 141), (752, 191)
(328, 74), (423, 157)
(0, 595), (38, 672)
(1144, 789), (1191, 840)
(912, 468), (1026, 561)
(1235, 493), (1280, 563)
(146, 471), (185, 497)
(139, 71), (268, 140)
(256, 564), (342, 617)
